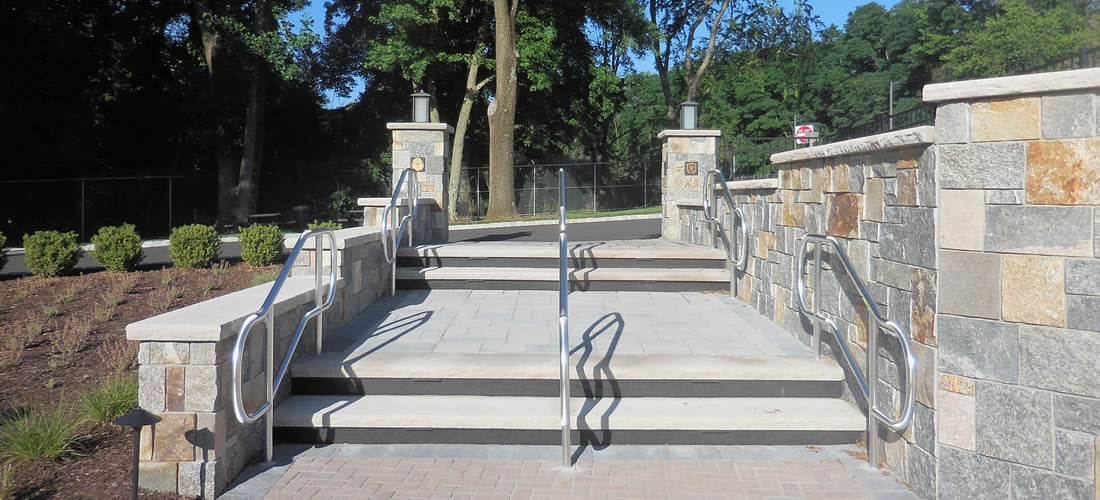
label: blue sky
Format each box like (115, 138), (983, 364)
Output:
(299, 0), (899, 107)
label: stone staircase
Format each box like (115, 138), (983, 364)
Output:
(393, 240), (731, 292)
(269, 239), (865, 448)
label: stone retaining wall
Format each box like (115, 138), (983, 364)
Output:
(714, 68), (1100, 499)
(126, 226), (390, 497)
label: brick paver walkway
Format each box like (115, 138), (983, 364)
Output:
(266, 457), (871, 499)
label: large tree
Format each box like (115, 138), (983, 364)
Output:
(485, 0), (520, 219)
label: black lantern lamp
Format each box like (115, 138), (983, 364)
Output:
(114, 408), (161, 500)
(411, 90), (431, 123)
(679, 100), (699, 130)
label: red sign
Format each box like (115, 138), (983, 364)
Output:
(795, 124), (815, 145)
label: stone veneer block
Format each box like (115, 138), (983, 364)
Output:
(139, 364), (165, 412)
(1042, 93), (1095, 139)
(985, 189), (1025, 205)
(165, 365), (185, 412)
(911, 340), (936, 406)
(936, 102), (970, 144)
(880, 208), (936, 269)
(1020, 325), (1100, 398)
(1026, 139), (1100, 205)
(894, 169), (918, 206)
(938, 389), (976, 451)
(1011, 465), (1093, 499)
(939, 143), (1026, 189)
(1066, 259), (1100, 295)
(1055, 429), (1096, 479)
(976, 382), (1053, 469)
(938, 447), (1010, 500)
(825, 194), (860, 238)
(939, 315), (1019, 383)
(1001, 254), (1066, 327)
(911, 267), (936, 345)
(1055, 394), (1100, 435)
(138, 462), (178, 493)
(940, 374), (976, 395)
(986, 205), (1094, 257)
(184, 364), (219, 412)
(971, 97), (1040, 142)
(938, 251), (1000, 319)
(864, 178), (884, 222)
(939, 190), (985, 251)
(152, 413), (196, 462)
(907, 447), (936, 500)
(1068, 295), (1100, 333)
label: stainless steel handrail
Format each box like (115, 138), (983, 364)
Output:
(794, 233), (917, 465)
(556, 168), (571, 468)
(230, 228), (338, 462)
(382, 168), (420, 295)
(702, 169), (749, 272)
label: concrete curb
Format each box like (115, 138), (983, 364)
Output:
(449, 213), (660, 231)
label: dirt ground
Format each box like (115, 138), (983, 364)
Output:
(0, 261), (278, 499)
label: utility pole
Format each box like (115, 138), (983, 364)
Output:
(889, 81), (895, 130)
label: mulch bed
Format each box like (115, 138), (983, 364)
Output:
(0, 261), (278, 499)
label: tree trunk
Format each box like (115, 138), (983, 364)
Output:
(233, 70), (266, 224)
(648, 0), (676, 126)
(486, 0), (518, 220)
(448, 50), (490, 221)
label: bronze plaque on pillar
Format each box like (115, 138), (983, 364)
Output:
(685, 162), (698, 175)
(410, 157), (425, 171)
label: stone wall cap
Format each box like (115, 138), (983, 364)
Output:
(676, 200), (704, 207)
(357, 197), (437, 207)
(657, 129), (722, 139)
(125, 276), (345, 342)
(726, 178), (779, 191)
(923, 68), (1100, 103)
(771, 126), (934, 164)
(292, 226), (382, 250)
(386, 122), (455, 133)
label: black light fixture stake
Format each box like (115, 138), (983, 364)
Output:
(114, 408), (161, 500)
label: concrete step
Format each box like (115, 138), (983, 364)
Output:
(291, 352), (844, 398)
(272, 395), (866, 445)
(395, 266), (730, 292)
(398, 243), (727, 269)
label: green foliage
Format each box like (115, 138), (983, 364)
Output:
(307, 220), (343, 231)
(251, 270), (279, 286)
(80, 374), (137, 424)
(0, 231), (7, 271)
(169, 224), (220, 270)
(23, 231), (82, 277)
(239, 224), (284, 266)
(0, 406), (84, 464)
(89, 224), (144, 272)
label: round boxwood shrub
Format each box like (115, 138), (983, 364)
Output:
(23, 231), (82, 277)
(239, 224), (284, 266)
(0, 231), (7, 271)
(168, 224), (220, 270)
(90, 224), (144, 272)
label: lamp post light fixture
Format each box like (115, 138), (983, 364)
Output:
(114, 408), (161, 500)
(412, 90), (431, 123)
(679, 100), (699, 130)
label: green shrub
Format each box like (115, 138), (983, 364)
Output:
(239, 224), (284, 266)
(168, 224), (219, 269)
(307, 220), (343, 231)
(251, 270), (279, 286)
(0, 231), (8, 271)
(0, 406), (84, 463)
(89, 224), (143, 272)
(80, 374), (137, 424)
(23, 231), (81, 277)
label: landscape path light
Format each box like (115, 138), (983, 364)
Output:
(113, 408), (161, 500)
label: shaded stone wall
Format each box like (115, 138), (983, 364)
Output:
(725, 133), (938, 496)
(716, 69), (1100, 499)
(128, 227), (390, 497)
(928, 83), (1100, 500)
(658, 129), (721, 242)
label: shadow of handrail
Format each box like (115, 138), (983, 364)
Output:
(570, 312), (624, 464)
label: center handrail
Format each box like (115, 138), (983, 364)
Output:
(382, 168), (420, 295)
(701, 169), (749, 270)
(556, 168), (571, 468)
(794, 233), (917, 437)
(230, 228), (338, 462)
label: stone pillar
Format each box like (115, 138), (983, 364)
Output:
(657, 129), (722, 243)
(386, 122), (453, 242)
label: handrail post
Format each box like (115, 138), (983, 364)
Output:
(868, 313), (881, 467)
(264, 305), (274, 462)
(558, 168), (571, 468)
(811, 241), (822, 359)
(314, 233), (323, 354)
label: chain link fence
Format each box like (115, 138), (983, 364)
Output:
(457, 160), (661, 219)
